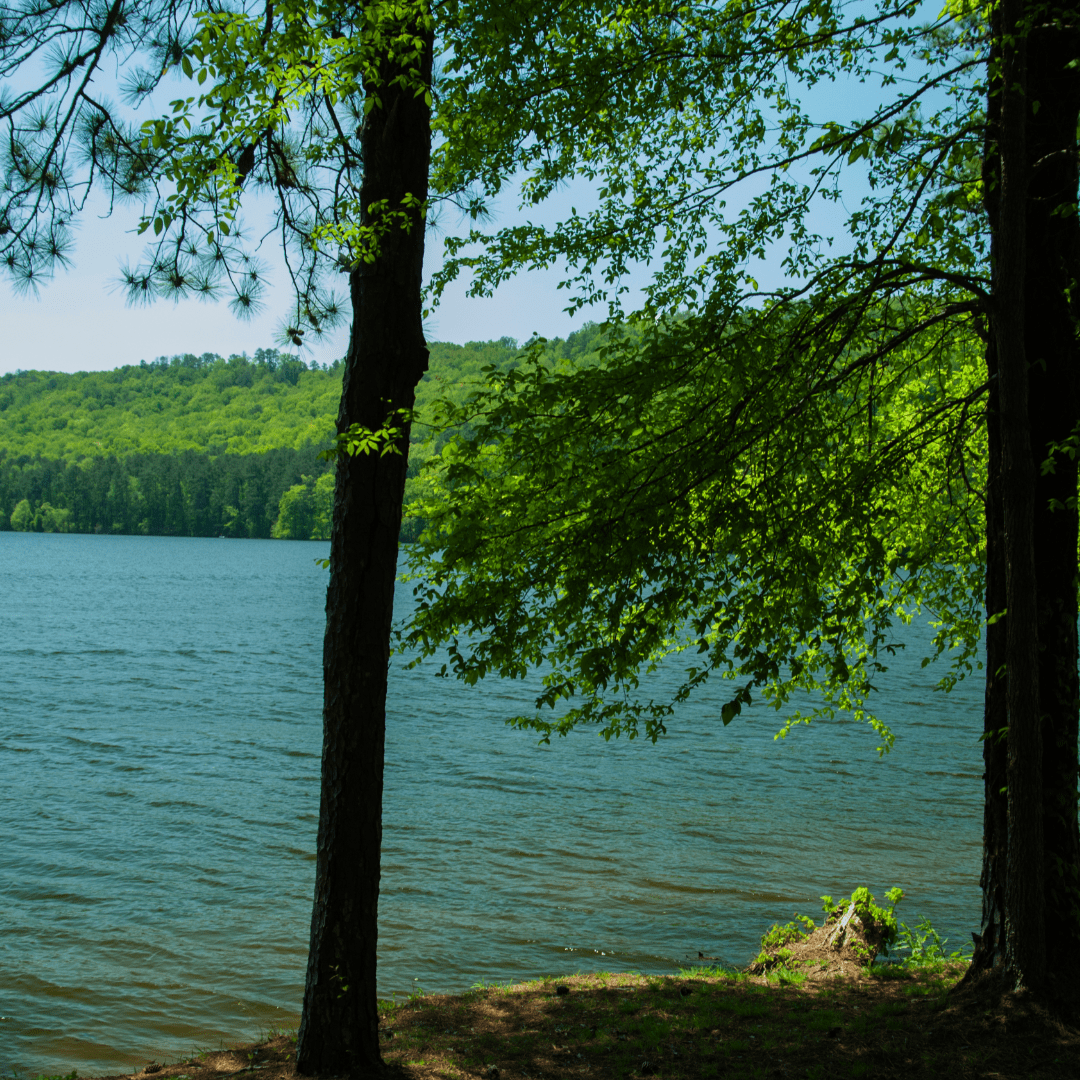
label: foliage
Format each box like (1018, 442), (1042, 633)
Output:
(0, 350), (340, 459)
(404, 315), (985, 750)
(399, 1), (992, 753)
(891, 914), (971, 966)
(0, 334), (565, 540)
(822, 886), (905, 950)
(0, 334), (557, 459)
(430, 1), (988, 316)
(310, 472), (335, 539)
(753, 888), (904, 971)
(1, 0), (187, 294)
(272, 472), (335, 539)
(0, 0), (432, 338)
(272, 479), (318, 540)
(9, 497), (31, 531)
(752, 915), (817, 970)
(0, 445), (331, 539)
(34, 503), (73, 533)
(125, 0), (440, 341)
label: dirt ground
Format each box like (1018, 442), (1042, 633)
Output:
(80, 965), (1079, 1080)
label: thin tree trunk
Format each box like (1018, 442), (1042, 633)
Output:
(296, 21), (434, 1076)
(992, 0), (1046, 991)
(968, 334), (1009, 975)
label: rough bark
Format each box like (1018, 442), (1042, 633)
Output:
(992, 0), (1045, 990)
(1024, 4), (1080, 994)
(976, 0), (1080, 996)
(295, 25), (434, 1077)
(968, 30), (1011, 976)
(969, 334), (1009, 975)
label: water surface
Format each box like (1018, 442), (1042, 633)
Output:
(1, 532), (984, 1074)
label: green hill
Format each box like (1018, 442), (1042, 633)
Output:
(0, 325), (607, 540)
(0, 350), (338, 459)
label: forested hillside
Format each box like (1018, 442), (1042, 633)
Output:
(0, 325), (606, 540)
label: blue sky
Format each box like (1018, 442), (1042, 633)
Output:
(1, 180), (634, 377)
(1, 38), (641, 379)
(1, 149), (851, 378)
(1, 5), (944, 379)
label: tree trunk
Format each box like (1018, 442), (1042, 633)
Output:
(969, 335), (1009, 975)
(992, 0), (1046, 991)
(295, 24), (434, 1077)
(977, 0), (1080, 997)
(1023, 5), (1080, 995)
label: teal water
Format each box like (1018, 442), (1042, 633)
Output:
(1, 532), (984, 1074)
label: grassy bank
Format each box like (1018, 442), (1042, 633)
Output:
(52, 964), (1079, 1080)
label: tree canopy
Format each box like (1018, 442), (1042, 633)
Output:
(0, 350), (338, 457)
(402, 0), (992, 749)
(0, 335), (546, 459)
(405, 309), (986, 752)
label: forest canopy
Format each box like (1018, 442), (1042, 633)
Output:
(0, 326), (607, 538)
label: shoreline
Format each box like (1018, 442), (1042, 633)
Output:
(52, 965), (1077, 1080)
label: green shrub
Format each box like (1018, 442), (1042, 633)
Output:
(821, 887), (904, 950)
(752, 915), (816, 969)
(892, 915), (970, 965)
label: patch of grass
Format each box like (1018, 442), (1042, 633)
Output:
(770, 965), (809, 988)
(867, 961), (911, 980)
(8, 1073), (80, 1080)
(259, 1025), (297, 1046)
(677, 965), (736, 980)
(469, 980), (516, 996)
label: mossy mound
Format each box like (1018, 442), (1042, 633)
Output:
(749, 887), (902, 980)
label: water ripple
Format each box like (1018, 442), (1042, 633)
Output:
(1, 532), (983, 1077)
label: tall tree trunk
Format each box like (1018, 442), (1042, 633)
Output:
(977, 0), (1080, 997)
(969, 12), (1010, 978)
(969, 334), (1009, 975)
(295, 21), (434, 1076)
(1024, 5), (1080, 996)
(991, 0), (1046, 990)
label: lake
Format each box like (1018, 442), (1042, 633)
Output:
(0, 532), (984, 1075)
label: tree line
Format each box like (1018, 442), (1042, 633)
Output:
(1, 444), (330, 538)
(0, 329), (605, 540)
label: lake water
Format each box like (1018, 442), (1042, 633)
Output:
(1, 532), (984, 1075)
